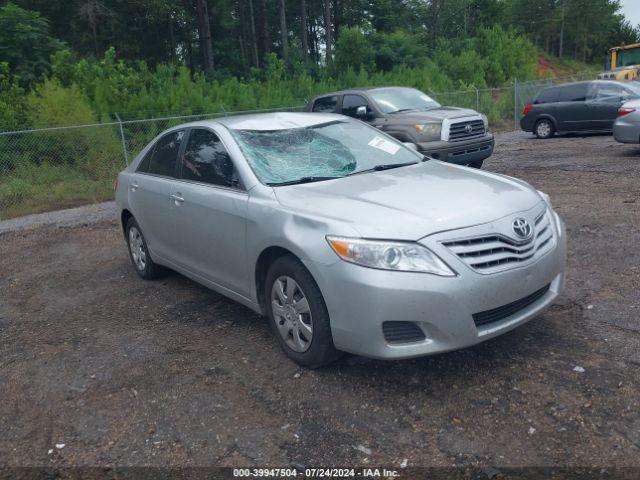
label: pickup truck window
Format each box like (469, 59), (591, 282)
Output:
(369, 87), (441, 114)
(312, 96), (338, 113)
(342, 94), (370, 117)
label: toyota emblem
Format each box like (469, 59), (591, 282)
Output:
(512, 218), (533, 239)
(465, 124), (473, 133)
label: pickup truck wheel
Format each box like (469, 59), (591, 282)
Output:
(535, 119), (555, 139)
(468, 160), (484, 169)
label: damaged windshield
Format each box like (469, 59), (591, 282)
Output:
(230, 120), (422, 186)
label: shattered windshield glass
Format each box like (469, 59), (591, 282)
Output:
(230, 120), (422, 186)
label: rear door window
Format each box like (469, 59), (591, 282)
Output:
(535, 87), (560, 104)
(139, 130), (184, 177)
(312, 96), (338, 113)
(557, 83), (589, 102)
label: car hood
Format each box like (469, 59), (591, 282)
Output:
(273, 161), (542, 240)
(393, 107), (481, 122)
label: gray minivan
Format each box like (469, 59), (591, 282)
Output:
(520, 80), (640, 139)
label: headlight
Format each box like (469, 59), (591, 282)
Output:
(326, 236), (456, 276)
(414, 123), (441, 142)
(481, 114), (489, 130)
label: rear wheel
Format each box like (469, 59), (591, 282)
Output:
(535, 119), (555, 139)
(265, 255), (341, 368)
(125, 217), (163, 280)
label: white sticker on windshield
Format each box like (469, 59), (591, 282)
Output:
(368, 136), (400, 155)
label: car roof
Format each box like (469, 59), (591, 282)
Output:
(172, 112), (348, 132)
(312, 86), (415, 98)
(541, 80), (625, 90)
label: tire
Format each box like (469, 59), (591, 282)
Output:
(265, 255), (341, 368)
(125, 217), (164, 280)
(534, 119), (555, 139)
(468, 159), (484, 169)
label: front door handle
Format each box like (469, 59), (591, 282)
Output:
(170, 193), (185, 205)
(130, 181), (139, 192)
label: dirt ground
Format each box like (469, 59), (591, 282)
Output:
(1, 131), (640, 471)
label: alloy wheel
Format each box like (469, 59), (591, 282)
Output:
(270, 275), (313, 352)
(537, 121), (551, 138)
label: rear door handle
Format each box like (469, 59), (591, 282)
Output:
(170, 193), (185, 205)
(130, 181), (139, 192)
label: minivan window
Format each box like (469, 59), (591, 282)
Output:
(312, 96), (338, 113)
(342, 94), (370, 117)
(141, 130), (184, 177)
(594, 83), (627, 103)
(535, 87), (560, 104)
(181, 129), (240, 188)
(558, 83), (589, 102)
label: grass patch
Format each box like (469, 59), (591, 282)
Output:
(0, 162), (115, 219)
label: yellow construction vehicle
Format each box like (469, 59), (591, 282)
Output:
(597, 42), (640, 81)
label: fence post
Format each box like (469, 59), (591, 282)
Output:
(513, 78), (518, 131)
(115, 113), (129, 166)
(221, 105), (227, 117)
(473, 86), (479, 111)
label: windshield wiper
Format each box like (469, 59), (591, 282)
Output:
(267, 176), (341, 186)
(351, 162), (418, 175)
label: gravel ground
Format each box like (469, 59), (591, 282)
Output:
(1, 131), (640, 471)
(0, 201), (117, 235)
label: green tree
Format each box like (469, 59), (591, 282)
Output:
(0, 2), (64, 85)
(0, 63), (29, 131)
(334, 26), (375, 73)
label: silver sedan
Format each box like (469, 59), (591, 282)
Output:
(115, 112), (566, 367)
(614, 99), (640, 144)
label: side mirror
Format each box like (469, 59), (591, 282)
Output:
(355, 105), (368, 117)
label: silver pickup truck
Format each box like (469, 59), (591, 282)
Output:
(306, 86), (494, 168)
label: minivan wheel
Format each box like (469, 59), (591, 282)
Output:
(125, 217), (163, 280)
(535, 119), (555, 139)
(265, 255), (341, 368)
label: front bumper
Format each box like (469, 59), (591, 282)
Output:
(310, 208), (567, 360)
(417, 134), (494, 165)
(613, 117), (640, 144)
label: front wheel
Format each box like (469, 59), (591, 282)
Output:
(265, 255), (341, 368)
(535, 119), (555, 139)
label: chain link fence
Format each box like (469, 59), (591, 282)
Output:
(0, 71), (598, 220)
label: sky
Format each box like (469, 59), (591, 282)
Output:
(620, 0), (640, 27)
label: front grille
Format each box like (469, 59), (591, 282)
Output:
(442, 209), (554, 274)
(472, 284), (551, 326)
(382, 321), (426, 344)
(449, 119), (486, 141)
